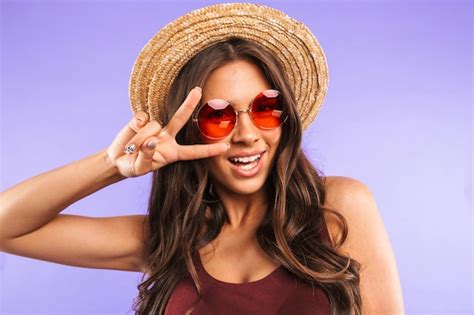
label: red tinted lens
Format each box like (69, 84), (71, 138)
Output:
(197, 99), (236, 139)
(251, 90), (284, 128)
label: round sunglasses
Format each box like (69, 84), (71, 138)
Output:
(192, 89), (287, 139)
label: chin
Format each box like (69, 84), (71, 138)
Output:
(208, 156), (271, 196)
(219, 178), (267, 196)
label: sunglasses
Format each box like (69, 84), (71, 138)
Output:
(192, 89), (287, 140)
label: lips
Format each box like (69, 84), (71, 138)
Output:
(228, 152), (263, 164)
(227, 150), (265, 160)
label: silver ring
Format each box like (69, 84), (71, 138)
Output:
(124, 143), (136, 154)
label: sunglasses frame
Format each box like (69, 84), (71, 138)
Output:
(192, 89), (288, 140)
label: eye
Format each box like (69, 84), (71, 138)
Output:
(209, 110), (226, 118)
(254, 98), (281, 113)
(255, 104), (274, 112)
(200, 103), (235, 121)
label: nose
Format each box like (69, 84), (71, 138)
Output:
(231, 110), (259, 144)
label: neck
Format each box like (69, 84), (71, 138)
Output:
(213, 185), (269, 231)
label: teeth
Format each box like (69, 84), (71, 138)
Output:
(237, 160), (258, 170)
(230, 153), (261, 163)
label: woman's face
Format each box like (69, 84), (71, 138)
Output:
(199, 59), (282, 196)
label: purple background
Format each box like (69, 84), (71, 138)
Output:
(1, 0), (472, 314)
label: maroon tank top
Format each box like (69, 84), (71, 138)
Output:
(164, 223), (331, 315)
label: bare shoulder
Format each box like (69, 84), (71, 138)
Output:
(324, 175), (371, 204)
(322, 175), (373, 246)
(322, 174), (385, 256)
(322, 176), (405, 314)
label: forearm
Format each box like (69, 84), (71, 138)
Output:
(0, 148), (126, 240)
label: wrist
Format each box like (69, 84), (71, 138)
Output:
(99, 149), (127, 182)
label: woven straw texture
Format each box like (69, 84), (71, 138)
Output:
(129, 2), (329, 131)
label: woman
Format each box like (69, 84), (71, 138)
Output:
(0, 3), (404, 315)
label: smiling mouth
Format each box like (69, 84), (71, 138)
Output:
(229, 158), (260, 170)
(226, 152), (266, 177)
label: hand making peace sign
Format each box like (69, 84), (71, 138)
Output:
(105, 87), (229, 178)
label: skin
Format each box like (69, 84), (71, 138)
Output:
(324, 177), (405, 314)
(0, 60), (404, 314)
(200, 59), (282, 232)
(197, 61), (405, 313)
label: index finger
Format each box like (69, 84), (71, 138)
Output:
(177, 142), (229, 161)
(165, 87), (202, 137)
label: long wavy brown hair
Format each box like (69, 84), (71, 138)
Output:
(131, 37), (362, 315)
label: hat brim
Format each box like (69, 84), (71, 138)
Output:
(129, 3), (329, 131)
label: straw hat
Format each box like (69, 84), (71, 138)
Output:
(129, 2), (329, 131)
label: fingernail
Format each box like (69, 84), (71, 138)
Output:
(124, 143), (136, 154)
(195, 86), (202, 92)
(147, 140), (157, 149)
